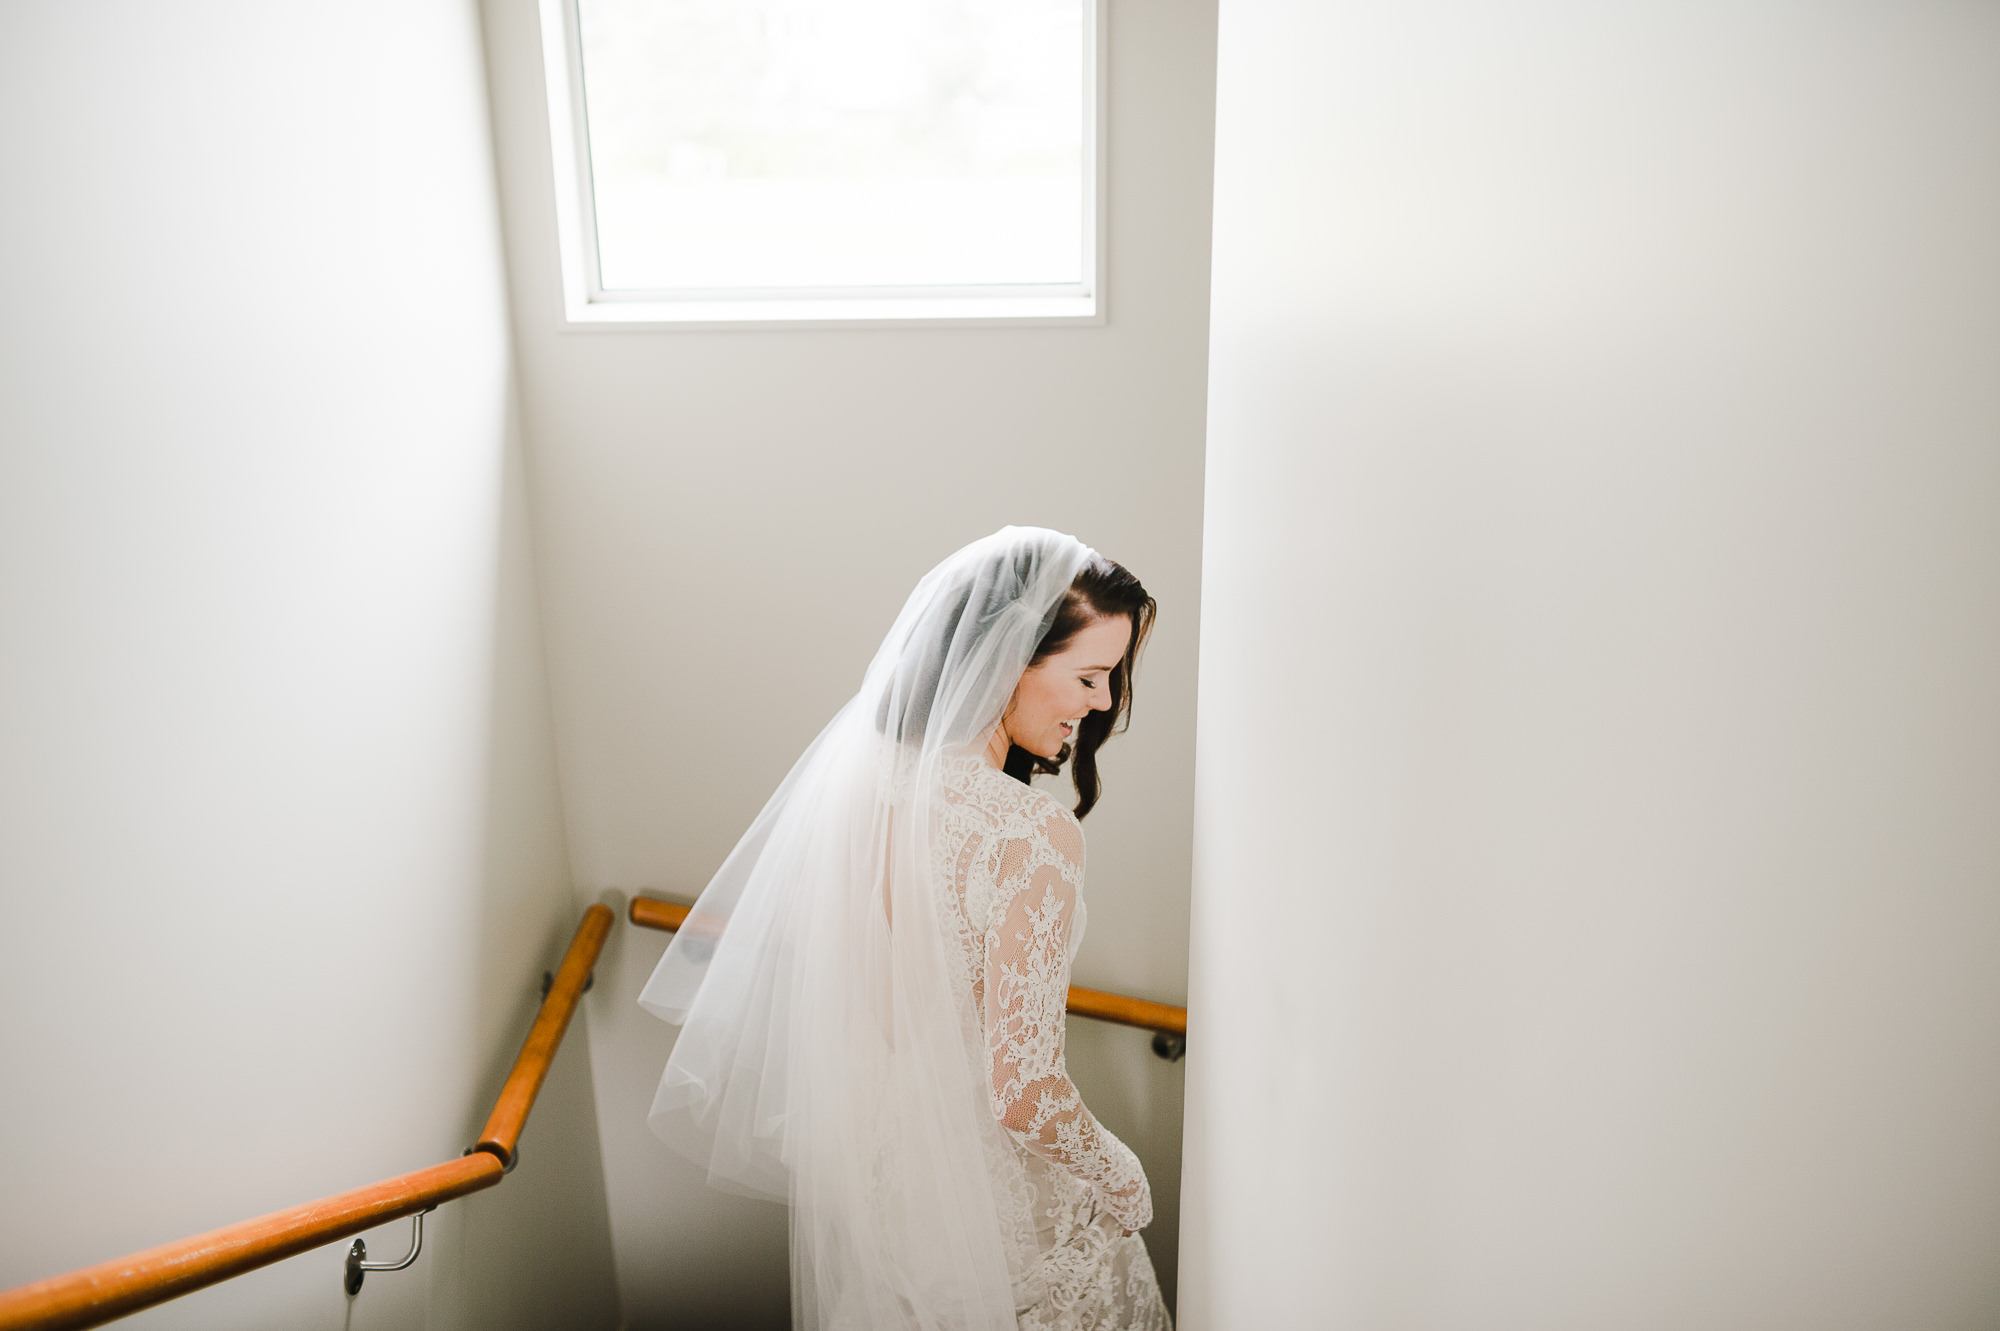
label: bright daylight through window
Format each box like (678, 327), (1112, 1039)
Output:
(547, 0), (1100, 324)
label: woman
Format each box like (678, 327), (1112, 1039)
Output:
(640, 527), (1171, 1330)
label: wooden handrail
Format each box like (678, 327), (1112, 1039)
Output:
(479, 902), (614, 1164)
(0, 1157), (503, 1331)
(627, 895), (691, 933)
(0, 903), (616, 1331)
(1062, 984), (1187, 1037)
(628, 895), (1187, 1037)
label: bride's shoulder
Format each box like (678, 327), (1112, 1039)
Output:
(985, 771), (1085, 857)
(938, 756), (1081, 843)
(1012, 778), (1079, 831)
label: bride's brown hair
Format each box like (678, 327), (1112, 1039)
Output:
(1003, 555), (1157, 818)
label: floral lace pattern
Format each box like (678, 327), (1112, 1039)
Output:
(933, 755), (1170, 1330)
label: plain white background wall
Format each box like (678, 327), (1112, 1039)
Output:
(1186, 3), (2000, 1328)
(478, 0), (1217, 1322)
(0, 3), (616, 1327)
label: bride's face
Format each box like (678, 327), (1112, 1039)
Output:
(1002, 614), (1132, 759)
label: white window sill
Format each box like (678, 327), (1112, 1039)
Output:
(557, 293), (1102, 332)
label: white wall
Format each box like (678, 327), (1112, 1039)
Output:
(477, 0), (1218, 1322)
(0, 4), (616, 1327)
(1186, 3), (2000, 1328)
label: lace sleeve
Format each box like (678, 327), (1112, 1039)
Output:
(984, 805), (1153, 1232)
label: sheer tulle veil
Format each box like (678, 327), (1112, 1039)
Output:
(639, 526), (1096, 1329)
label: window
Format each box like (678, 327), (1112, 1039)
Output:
(541, 0), (1103, 327)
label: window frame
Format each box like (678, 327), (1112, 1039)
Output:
(538, 0), (1107, 330)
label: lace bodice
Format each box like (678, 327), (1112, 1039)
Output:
(933, 755), (1168, 1328)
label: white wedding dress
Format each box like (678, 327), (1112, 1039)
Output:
(641, 527), (1170, 1331)
(933, 753), (1171, 1330)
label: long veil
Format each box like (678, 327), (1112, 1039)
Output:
(639, 526), (1094, 1329)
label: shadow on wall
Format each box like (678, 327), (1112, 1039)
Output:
(582, 908), (794, 1331)
(431, 387), (624, 1331)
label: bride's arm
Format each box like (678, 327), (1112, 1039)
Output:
(984, 808), (1153, 1233)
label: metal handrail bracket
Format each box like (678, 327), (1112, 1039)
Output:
(344, 1208), (430, 1296)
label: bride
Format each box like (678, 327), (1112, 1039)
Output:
(639, 527), (1172, 1330)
